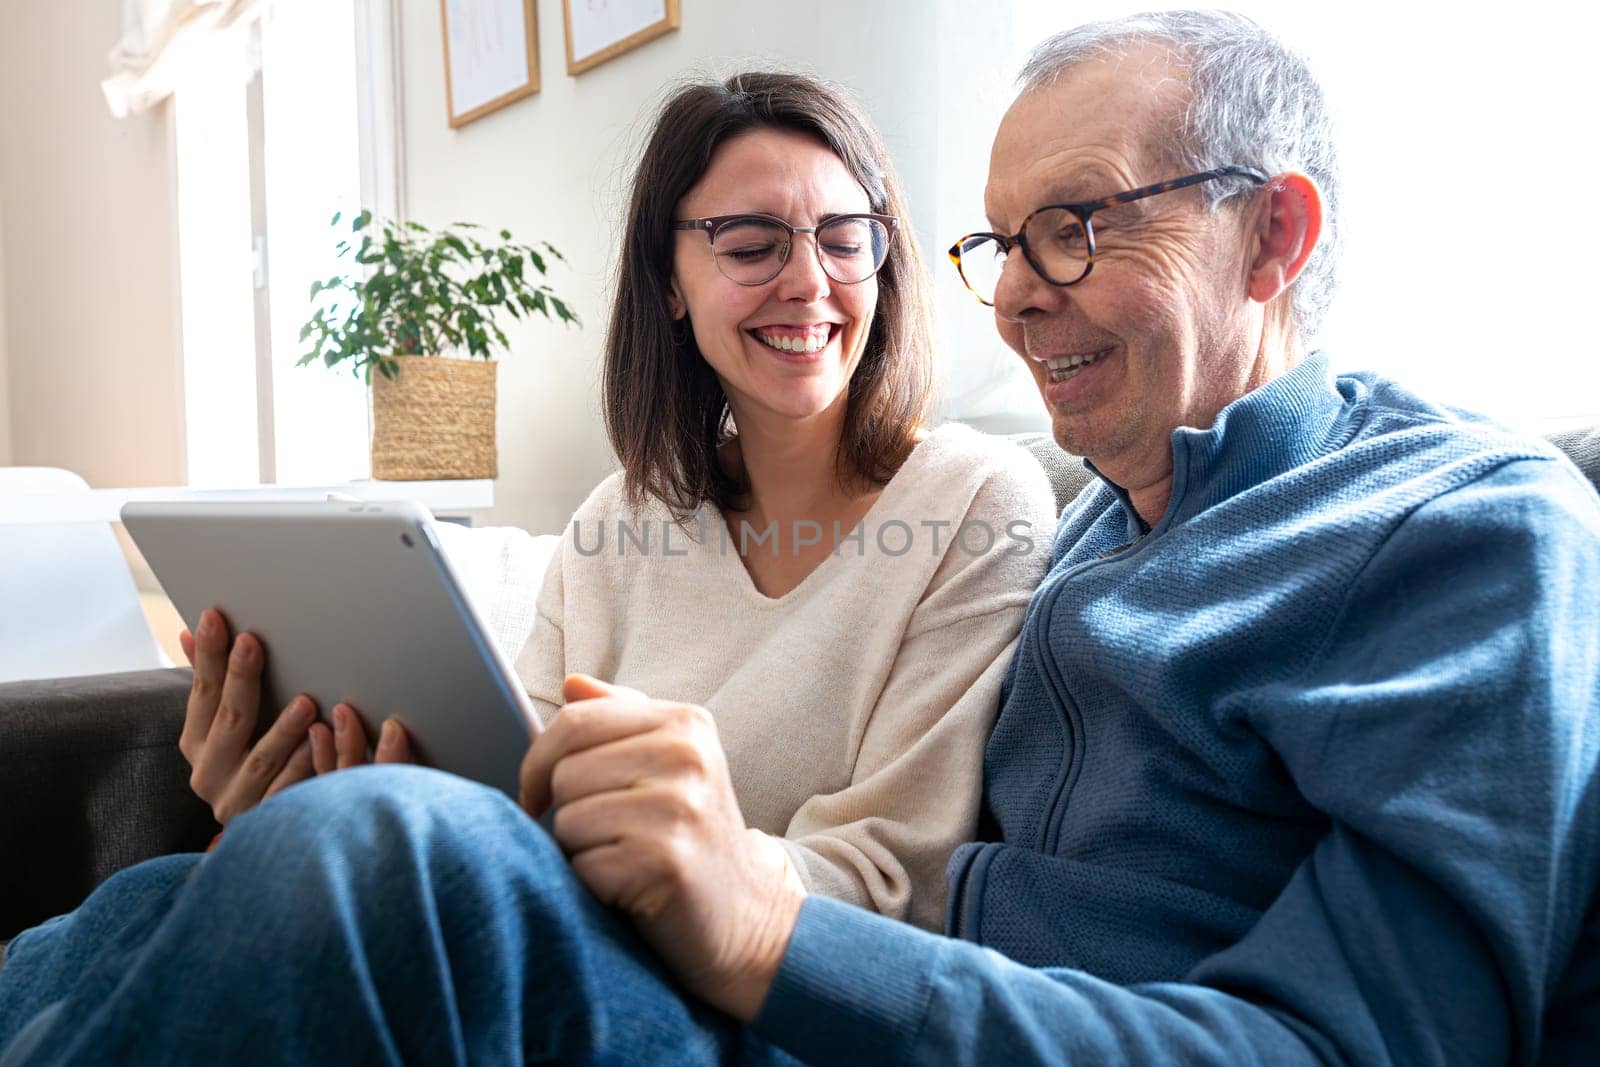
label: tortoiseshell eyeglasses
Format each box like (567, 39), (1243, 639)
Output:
(947, 166), (1269, 306)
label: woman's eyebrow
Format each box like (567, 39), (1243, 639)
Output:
(717, 211), (868, 228)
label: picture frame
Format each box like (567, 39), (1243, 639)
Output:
(440, 0), (540, 129)
(562, 0), (681, 76)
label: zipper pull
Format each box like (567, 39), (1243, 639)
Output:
(1097, 532), (1146, 560)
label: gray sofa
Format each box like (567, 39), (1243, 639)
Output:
(3, 427), (1597, 942)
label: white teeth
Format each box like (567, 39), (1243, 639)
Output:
(1042, 350), (1104, 371)
(756, 329), (829, 354)
(1041, 349), (1107, 382)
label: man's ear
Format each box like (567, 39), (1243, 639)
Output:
(1246, 172), (1322, 306)
(667, 277), (687, 321)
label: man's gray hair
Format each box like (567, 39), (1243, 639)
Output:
(1019, 10), (1341, 339)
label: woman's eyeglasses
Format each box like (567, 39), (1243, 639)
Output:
(673, 212), (898, 286)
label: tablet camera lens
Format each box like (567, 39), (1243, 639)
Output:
(400, 533), (414, 548)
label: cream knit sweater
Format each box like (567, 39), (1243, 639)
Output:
(514, 425), (1056, 930)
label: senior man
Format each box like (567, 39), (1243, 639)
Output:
(3, 10), (1597, 1066)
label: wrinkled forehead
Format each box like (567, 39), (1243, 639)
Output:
(985, 49), (1190, 226)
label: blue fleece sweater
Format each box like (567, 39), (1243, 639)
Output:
(754, 355), (1600, 1065)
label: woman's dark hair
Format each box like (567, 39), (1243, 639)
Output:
(604, 71), (935, 513)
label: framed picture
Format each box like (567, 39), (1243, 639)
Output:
(440, 0), (540, 129)
(563, 0), (681, 76)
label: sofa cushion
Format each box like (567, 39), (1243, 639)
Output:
(430, 523), (561, 664)
(1548, 427), (1600, 493)
(0, 668), (213, 940)
(1007, 432), (1096, 514)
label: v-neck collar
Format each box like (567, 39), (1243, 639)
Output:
(701, 425), (953, 605)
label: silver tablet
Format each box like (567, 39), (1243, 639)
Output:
(121, 499), (538, 798)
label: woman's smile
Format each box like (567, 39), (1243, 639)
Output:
(748, 323), (837, 357)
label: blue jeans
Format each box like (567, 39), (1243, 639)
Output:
(0, 766), (798, 1065)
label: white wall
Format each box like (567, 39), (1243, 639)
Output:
(398, 0), (1021, 534)
(0, 0), (186, 488)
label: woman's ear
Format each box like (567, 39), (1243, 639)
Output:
(667, 277), (688, 321)
(1246, 171), (1322, 306)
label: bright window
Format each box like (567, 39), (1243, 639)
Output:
(169, 0), (371, 488)
(172, 36), (258, 487)
(260, 0), (369, 485)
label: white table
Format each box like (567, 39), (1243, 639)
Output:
(0, 480), (494, 526)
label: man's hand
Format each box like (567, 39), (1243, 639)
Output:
(519, 674), (807, 1022)
(179, 608), (414, 825)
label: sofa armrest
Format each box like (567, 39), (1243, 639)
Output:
(0, 668), (217, 940)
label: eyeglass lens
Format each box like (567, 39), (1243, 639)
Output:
(957, 207), (1089, 305)
(711, 216), (890, 285)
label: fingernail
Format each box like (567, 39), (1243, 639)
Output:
(289, 697), (313, 726)
(199, 611), (215, 637)
(333, 705), (348, 733)
(231, 639), (253, 666)
(380, 719), (396, 746)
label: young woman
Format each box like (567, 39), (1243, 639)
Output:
(509, 73), (1056, 929)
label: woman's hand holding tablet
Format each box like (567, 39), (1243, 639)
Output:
(177, 606), (416, 825)
(123, 499), (539, 810)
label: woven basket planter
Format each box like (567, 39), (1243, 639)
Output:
(370, 355), (498, 480)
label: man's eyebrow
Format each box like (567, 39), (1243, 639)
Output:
(985, 172), (1127, 229)
(1038, 172), (1124, 206)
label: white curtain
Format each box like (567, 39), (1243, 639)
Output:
(101, 0), (264, 118)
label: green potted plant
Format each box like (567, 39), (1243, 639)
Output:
(297, 210), (578, 480)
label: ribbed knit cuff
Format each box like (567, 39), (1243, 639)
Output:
(752, 895), (941, 1066)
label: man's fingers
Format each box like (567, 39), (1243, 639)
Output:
(547, 729), (702, 810)
(178, 629), (195, 667)
(210, 694), (315, 823)
(547, 697), (677, 757)
(519, 696), (673, 816)
(567, 840), (673, 917)
(562, 673), (647, 703)
(550, 784), (691, 856)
